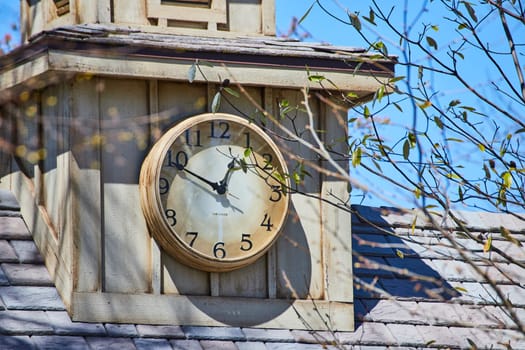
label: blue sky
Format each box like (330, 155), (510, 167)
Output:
(1, 1), (522, 210)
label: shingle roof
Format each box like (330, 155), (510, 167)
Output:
(0, 190), (524, 349)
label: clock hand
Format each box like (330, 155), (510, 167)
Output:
(176, 164), (221, 193)
(217, 159), (238, 195)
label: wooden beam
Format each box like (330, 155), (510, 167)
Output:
(72, 291), (354, 331)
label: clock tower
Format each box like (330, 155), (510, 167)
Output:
(1, 0), (395, 331)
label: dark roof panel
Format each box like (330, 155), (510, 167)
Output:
(0, 190), (523, 348)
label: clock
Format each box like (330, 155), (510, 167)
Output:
(139, 113), (290, 272)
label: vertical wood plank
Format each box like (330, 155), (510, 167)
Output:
(218, 256), (268, 298)
(96, 0), (111, 23)
(206, 83), (221, 296)
(157, 81), (210, 296)
(277, 193), (324, 299)
(113, 0), (149, 25)
(162, 254), (210, 295)
(264, 87), (277, 299)
(103, 183), (151, 293)
(71, 78), (102, 292)
(228, 1), (261, 34)
(262, 0), (276, 35)
(100, 79), (151, 293)
(148, 80), (162, 295)
(321, 181), (353, 302)
(210, 273), (220, 297)
(273, 89), (323, 300)
(320, 101), (352, 302)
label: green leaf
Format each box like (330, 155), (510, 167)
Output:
(223, 87), (240, 98)
(363, 106), (371, 118)
(239, 158), (248, 173)
(211, 92), (221, 113)
(498, 187), (507, 207)
(483, 164), (491, 180)
(478, 143), (485, 152)
(449, 99), (461, 107)
(408, 133), (416, 148)
(376, 85), (385, 103)
(500, 226), (523, 247)
(502, 171), (512, 189)
(279, 99), (290, 108)
(346, 92), (359, 99)
(431, 25), (439, 32)
(352, 147), (362, 168)
(348, 12), (362, 31)
(243, 148), (252, 158)
(393, 102), (403, 112)
(458, 185), (464, 201)
(298, 2), (315, 24)
(396, 249), (405, 259)
(426, 36), (438, 50)
(389, 76), (406, 83)
(414, 187), (421, 199)
(363, 8), (376, 25)
(434, 116), (444, 129)
(308, 75), (326, 83)
(188, 62), (197, 83)
(403, 140), (410, 160)
(463, 1), (478, 22)
(446, 138), (464, 143)
(372, 158), (382, 172)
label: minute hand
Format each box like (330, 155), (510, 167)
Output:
(176, 164), (220, 193)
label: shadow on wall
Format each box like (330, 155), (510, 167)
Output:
(351, 206), (460, 326)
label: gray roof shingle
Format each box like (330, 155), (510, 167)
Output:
(0, 190), (524, 349)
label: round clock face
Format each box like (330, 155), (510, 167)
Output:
(140, 113), (290, 272)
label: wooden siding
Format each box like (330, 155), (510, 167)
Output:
(0, 75), (354, 330)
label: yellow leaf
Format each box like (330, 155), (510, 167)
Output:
(418, 100), (432, 109)
(483, 235), (492, 253)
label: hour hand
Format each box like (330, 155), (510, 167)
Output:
(217, 159), (238, 195)
(176, 164), (221, 193)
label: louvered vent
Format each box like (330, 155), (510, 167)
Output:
(53, 0), (70, 16)
(162, 0), (211, 6)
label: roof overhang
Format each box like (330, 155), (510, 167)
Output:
(0, 24), (396, 104)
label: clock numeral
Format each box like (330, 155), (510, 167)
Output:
(185, 129), (202, 147)
(260, 213), (274, 232)
(167, 150), (188, 168)
(213, 241), (226, 259)
(262, 153), (274, 171)
(210, 121), (231, 139)
(240, 234), (253, 251)
(165, 209), (177, 226)
(159, 177), (170, 195)
(186, 232), (198, 247)
(269, 185), (282, 202)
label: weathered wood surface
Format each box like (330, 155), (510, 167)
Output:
(72, 292), (354, 331)
(0, 76), (355, 330)
(21, 0), (275, 40)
